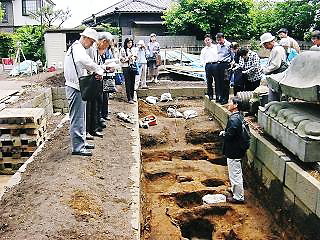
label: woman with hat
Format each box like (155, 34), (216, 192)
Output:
(147, 33), (161, 83)
(135, 40), (148, 89)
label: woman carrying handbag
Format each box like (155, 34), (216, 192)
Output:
(120, 38), (137, 104)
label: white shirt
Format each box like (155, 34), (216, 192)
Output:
(200, 45), (218, 65)
(263, 44), (287, 74)
(64, 40), (104, 91)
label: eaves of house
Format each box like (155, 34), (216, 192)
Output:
(82, 0), (173, 24)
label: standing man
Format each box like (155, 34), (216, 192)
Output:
(260, 32), (287, 101)
(64, 28), (104, 156)
(215, 33), (233, 105)
(261, 32), (287, 75)
(200, 34), (218, 100)
(310, 30), (320, 50)
(220, 97), (247, 204)
(277, 28), (301, 53)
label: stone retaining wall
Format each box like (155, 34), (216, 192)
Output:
(51, 87), (69, 114)
(204, 95), (320, 238)
(20, 88), (53, 117)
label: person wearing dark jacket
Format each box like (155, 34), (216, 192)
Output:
(220, 97), (246, 203)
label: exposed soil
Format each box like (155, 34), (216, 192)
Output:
(139, 99), (290, 240)
(0, 96), (138, 240)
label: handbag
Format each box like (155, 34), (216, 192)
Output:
(155, 54), (162, 66)
(115, 73), (125, 85)
(103, 75), (117, 93)
(129, 62), (140, 75)
(71, 46), (97, 101)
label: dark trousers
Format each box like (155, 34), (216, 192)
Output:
(101, 92), (109, 119)
(213, 62), (230, 102)
(123, 67), (135, 101)
(205, 63), (216, 99)
(244, 79), (260, 91)
(86, 98), (98, 134)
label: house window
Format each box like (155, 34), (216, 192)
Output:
(1, 2), (9, 23)
(22, 0), (40, 16)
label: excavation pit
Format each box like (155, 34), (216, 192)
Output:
(201, 178), (226, 188)
(180, 218), (214, 240)
(139, 97), (297, 239)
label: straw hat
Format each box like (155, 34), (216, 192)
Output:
(260, 32), (275, 45)
(80, 28), (98, 42)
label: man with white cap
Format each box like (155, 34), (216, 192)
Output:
(64, 27), (104, 156)
(135, 39), (148, 90)
(260, 32), (287, 102)
(260, 32), (287, 75)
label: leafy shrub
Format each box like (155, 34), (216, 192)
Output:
(0, 32), (14, 58)
(12, 25), (45, 63)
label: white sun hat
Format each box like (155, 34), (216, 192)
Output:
(137, 40), (145, 45)
(260, 32), (275, 45)
(80, 27), (98, 42)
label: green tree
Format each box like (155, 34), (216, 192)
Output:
(163, 0), (253, 39)
(29, 5), (71, 28)
(0, 2), (4, 21)
(0, 32), (14, 58)
(12, 26), (46, 63)
(98, 23), (121, 36)
(273, 0), (320, 40)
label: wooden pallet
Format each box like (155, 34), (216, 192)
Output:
(0, 135), (45, 147)
(0, 118), (46, 130)
(0, 108), (45, 126)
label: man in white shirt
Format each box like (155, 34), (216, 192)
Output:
(200, 34), (218, 100)
(64, 28), (104, 156)
(260, 32), (287, 102)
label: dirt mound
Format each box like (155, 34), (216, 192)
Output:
(138, 100), (167, 117)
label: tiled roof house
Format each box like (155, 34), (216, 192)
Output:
(82, 0), (173, 36)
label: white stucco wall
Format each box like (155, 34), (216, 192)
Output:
(12, 0), (54, 27)
(45, 32), (67, 68)
(12, 0), (40, 26)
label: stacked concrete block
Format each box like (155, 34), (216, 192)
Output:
(0, 108), (46, 171)
(203, 96), (230, 128)
(20, 88), (53, 117)
(51, 87), (69, 113)
(285, 162), (320, 217)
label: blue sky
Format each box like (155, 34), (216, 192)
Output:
(53, 0), (121, 27)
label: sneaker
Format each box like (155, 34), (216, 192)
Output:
(227, 196), (245, 204)
(86, 133), (94, 140)
(72, 149), (92, 156)
(85, 143), (95, 149)
(128, 100), (134, 104)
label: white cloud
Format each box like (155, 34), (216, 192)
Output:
(53, 0), (121, 28)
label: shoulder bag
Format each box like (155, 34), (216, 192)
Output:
(71, 47), (97, 101)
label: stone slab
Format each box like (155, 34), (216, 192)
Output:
(258, 110), (320, 162)
(285, 162), (320, 213)
(137, 87), (206, 98)
(256, 134), (289, 182)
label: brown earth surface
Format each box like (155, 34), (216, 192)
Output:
(139, 99), (303, 240)
(0, 95), (138, 240)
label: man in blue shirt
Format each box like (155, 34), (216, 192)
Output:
(214, 33), (233, 105)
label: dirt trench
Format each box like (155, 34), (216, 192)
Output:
(139, 99), (285, 240)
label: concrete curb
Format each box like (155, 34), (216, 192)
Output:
(129, 98), (141, 240)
